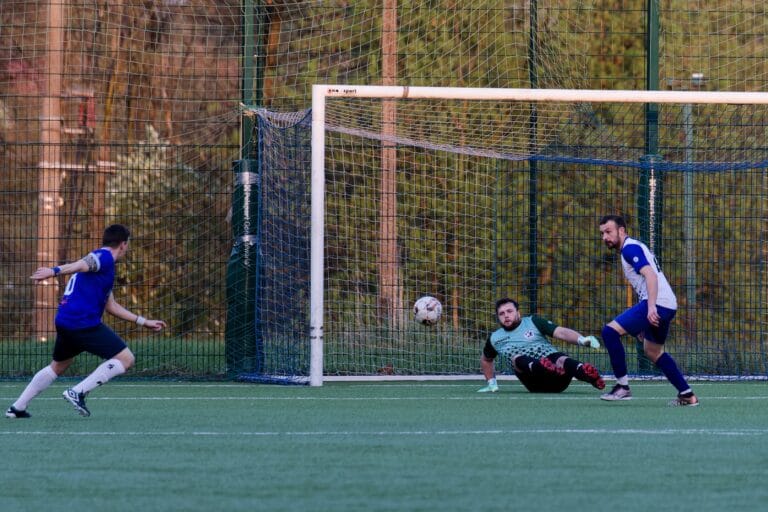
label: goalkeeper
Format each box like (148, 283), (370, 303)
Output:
(478, 298), (604, 393)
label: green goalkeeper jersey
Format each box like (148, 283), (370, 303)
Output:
(487, 315), (559, 360)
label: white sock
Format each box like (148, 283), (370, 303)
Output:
(72, 359), (126, 395)
(616, 376), (630, 386)
(13, 365), (58, 411)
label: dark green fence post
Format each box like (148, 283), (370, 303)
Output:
(636, 154), (664, 374)
(225, 158), (260, 377)
(633, 0), (663, 374)
(527, 0), (539, 313)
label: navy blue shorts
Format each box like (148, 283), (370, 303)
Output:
(53, 324), (128, 361)
(614, 301), (676, 344)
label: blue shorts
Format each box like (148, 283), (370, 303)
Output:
(614, 301), (676, 344)
(53, 323), (128, 361)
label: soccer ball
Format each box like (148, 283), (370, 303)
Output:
(413, 296), (442, 326)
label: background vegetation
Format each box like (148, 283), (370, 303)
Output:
(0, 1), (766, 377)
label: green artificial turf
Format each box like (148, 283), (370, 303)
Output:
(1, 381), (766, 512)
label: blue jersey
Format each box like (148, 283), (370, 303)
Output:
(55, 248), (116, 329)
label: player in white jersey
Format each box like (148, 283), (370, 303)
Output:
(5, 224), (167, 419)
(598, 215), (698, 406)
(478, 298), (604, 393)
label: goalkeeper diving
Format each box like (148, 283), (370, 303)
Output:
(478, 298), (604, 393)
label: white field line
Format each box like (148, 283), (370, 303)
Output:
(0, 381), (761, 388)
(1, 395), (767, 401)
(1, 428), (767, 437)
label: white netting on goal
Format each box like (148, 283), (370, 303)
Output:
(248, 89), (768, 381)
(322, 93), (768, 169)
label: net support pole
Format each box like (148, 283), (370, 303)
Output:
(683, 100), (697, 343)
(309, 85), (326, 386)
(225, 158), (260, 377)
(683, 73), (703, 343)
(240, 0), (255, 158)
(643, 0), (662, 257)
(527, 0), (539, 313)
(35, 0), (66, 341)
(637, 1), (662, 374)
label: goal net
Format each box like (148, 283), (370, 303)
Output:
(246, 86), (768, 385)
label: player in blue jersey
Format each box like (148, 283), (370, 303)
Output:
(5, 224), (167, 419)
(597, 215), (698, 406)
(478, 298), (605, 393)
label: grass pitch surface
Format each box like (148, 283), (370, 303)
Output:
(1, 381), (767, 511)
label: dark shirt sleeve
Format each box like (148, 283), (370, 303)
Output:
(482, 335), (498, 359)
(530, 315), (558, 337)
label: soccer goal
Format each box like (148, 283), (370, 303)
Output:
(247, 86), (768, 386)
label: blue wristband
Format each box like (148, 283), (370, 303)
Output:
(52, 266), (61, 275)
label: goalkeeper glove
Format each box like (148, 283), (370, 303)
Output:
(477, 378), (499, 393)
(577, 335), (601, 349)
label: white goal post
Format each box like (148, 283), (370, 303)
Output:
(309, 85), (768, 386)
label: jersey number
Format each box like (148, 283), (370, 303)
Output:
(62, 273), (78, 296)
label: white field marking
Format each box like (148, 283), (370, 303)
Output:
(328, 382), (767, 388)
(0, 383), (255, 388)
(2, 395), (768, 401)
(0, 381), (760, 389)
(1, 428), (767, 437)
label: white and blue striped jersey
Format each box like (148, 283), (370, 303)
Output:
(620, 237), (677, 310)
(55, 248), (116, 329)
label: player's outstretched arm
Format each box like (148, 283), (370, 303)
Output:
(30, 259), (90, 281)
(105, 293), (168, 332)
(552, 326), (601, 349)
